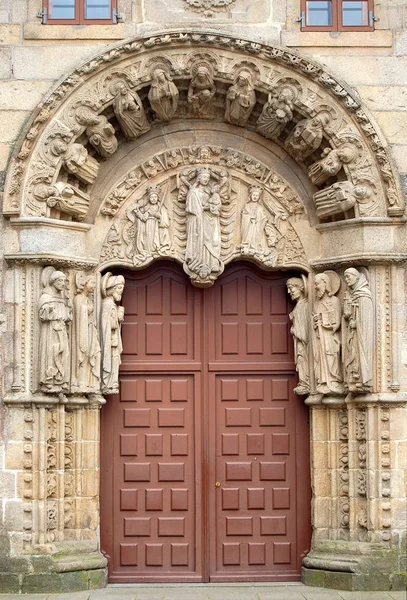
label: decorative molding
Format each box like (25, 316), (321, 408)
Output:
(5, 254), (98, 270)
(3, 31), (403, 222)
(183, 0), (236, 14)
(379, 406), (391, 542)
(310, 254), (407, 270)
(338, 408), (350, 532)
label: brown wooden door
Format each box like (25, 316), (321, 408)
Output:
(101, 262), (311, 583)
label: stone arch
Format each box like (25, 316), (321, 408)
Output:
(2, 31), (407, 594)
(3, 30), (404, 228)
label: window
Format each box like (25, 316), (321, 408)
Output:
(301, 0), (374, 31)
(43, 0), (117, 23)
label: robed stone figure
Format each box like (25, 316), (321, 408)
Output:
(312, 271), (344, 396)
(343, 268), (374, 392)
(72, 273), (101, 394)
(113, 82), (150, 140)
(225, 70), (256, 126)
(287, 277), (310, 395)
(148, 68), (179, 121)
(101, 273), (125, 395)
(184, 168), (222, 282)
(39, 266), (72, 393)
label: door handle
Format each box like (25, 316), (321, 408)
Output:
(215, 481), (221, 487)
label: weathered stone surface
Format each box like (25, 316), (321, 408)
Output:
(0, 110), (30, 143)
(0, 25), (19, 46)
(0, 48), (11, 78)
(282, 31), (393, 48)
(0, 80), (53, 110)
(23, 23), (136, 40)
(11, 45), (99, 80)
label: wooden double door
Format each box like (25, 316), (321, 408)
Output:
(101, 262), (311, 583)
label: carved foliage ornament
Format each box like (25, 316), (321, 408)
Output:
(184, 0), (236, 13)
(3, 34), (403, 220)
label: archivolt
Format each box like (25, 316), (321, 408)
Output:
(3, 30), (404, 225)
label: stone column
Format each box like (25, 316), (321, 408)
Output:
(0, 260), (107, 594)
(302, 263), (407, 591)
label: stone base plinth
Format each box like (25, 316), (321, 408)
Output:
(302, 542), (407, 591)
(0, 551), (107, 594)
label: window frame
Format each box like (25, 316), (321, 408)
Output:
(301, 0), (374, 32)
(44, 0), (117, 25)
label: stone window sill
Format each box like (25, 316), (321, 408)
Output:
(281, 30), (392, 47)
(23, 22), (135, 40)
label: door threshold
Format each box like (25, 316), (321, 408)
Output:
(107, 582), (302, 588)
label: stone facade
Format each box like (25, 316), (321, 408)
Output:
(0, 0), (406, 594)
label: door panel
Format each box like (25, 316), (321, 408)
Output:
(209, 373), (301, 580)
(101, 262), (310, 583)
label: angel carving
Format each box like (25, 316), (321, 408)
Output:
(239, 186), (281, 267)
(130, 184), (171, 264)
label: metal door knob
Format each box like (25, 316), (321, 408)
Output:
(215, 481), (221, 487)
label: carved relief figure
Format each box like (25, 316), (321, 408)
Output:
(39, 267), (72, 393)
(71, 273), (101, 394)
(101, 273), (125, 395)
(225, 70), (256, 126)
(239, 186), (279, 266)
(309, 145), (356, 186)
(343, 268), (374, 392)
(184, 167), (222, 283)
(148, 69), (179, 121)
(287, 277), (310, 395)
(112, 82), (150, 140)
(34, 182), (90, 221)
(314, 181), (376, 219)
(76, 107), (118, 158)
(188, 64), (216, 117)
(285, 112), (331, 162)
(256, 87), (294, 140)
(312, 271), (344, 396)
(132, 185), (171, 263)
(51, 140), (100, 185)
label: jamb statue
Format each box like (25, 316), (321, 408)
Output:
(38, 267), (72, 394)
(100, 273), (125, 395)
(343, 268), (374, 392)
(312, 271), (344, 396)
(287, 276), (310, 395)
(71, 272), (101, 394)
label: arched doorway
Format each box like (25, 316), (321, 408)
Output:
(100, 261), (311, 582)
(1, 30), (405, 594)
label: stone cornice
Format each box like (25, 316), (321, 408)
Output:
(5, 253), (98, 270)
(310, 253), (407, 270)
